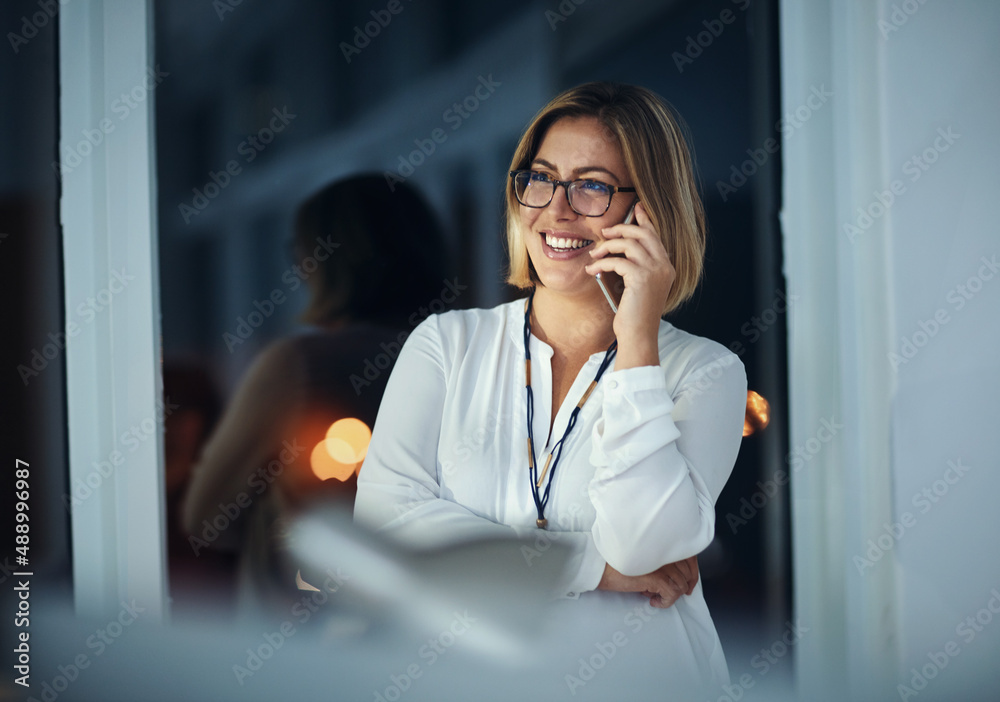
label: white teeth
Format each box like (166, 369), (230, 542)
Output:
(544, 234), (590, 250)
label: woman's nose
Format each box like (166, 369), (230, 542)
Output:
(547, 183), (578, 218)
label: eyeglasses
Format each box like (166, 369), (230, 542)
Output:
(509, 170), (637, 217)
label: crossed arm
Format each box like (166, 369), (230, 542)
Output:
(354, 315), (747, 608)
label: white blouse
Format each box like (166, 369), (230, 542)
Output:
(354, 299), (747, 690)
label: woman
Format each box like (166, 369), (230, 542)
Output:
(182, 175), (455, 611)
(354, 83), (746, 691)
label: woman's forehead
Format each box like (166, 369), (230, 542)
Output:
(534, 116), (627, 181)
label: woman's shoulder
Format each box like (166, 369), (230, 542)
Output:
(656, 320), (745, 385)
(413, 298), (523, 342)
(404, 299), (523, 369)
(429, 298), (522, 325)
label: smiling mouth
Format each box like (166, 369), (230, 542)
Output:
(542, 233), (593, 252)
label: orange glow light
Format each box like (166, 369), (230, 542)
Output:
(325, 418), (372, 462)
(310, 418), (372, 481)
(743, 391), (771, 437)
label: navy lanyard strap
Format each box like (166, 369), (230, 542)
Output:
(523, 290), (617, 528)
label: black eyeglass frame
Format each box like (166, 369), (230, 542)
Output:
(508, 170), (638, 217)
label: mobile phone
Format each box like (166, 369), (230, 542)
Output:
(595, 201), (637, 313)
(622, 201), (637, 226)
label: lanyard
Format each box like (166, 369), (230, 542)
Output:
(523, 290), (617, 528)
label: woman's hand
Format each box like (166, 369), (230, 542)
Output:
(597, 556), (699, 609)
(585, 201), (675, 370)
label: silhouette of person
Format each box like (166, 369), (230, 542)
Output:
(183, 174), (457, 611)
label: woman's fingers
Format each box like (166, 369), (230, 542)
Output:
(672, 556), (699, 595)
(585, 210), (675, 311)
(596, 202), (668, 260)
(633, 200), (651, 228)
(588, 236), (654, 267)
(651, 556), (700, 602)
(649, 577), (683, 609)
(661, 566), (689, 597)
(594, 228), (664, 266)
(584, 252), (641, 279)
(598, 560), (699, 608)
(685, 556), (700, 595)
(670, 556), (698, 592)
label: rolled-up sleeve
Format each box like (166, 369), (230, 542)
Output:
(588, 351), (746, 576)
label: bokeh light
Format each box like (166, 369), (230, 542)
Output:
(310, 418), (372, 481)
(743, 390), (771, 437)
(325, 418), (372, 462)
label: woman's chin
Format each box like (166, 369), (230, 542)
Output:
(535, 272), (602, 299)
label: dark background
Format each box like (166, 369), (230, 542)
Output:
(1, 0), (788, 674)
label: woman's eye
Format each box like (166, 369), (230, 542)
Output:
(579, 180), (608, 193)
(529, 172), (552, 183)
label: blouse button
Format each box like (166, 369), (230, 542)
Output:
(606, 379), (619, 390)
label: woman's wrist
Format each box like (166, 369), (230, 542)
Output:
(597, 562), (632, 592)
(611, 333), (660, 370)
(597, 562), (618, 591)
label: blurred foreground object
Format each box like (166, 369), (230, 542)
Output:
(290, 505), (572, 662)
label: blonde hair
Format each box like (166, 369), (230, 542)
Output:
(504, 82), (705, 315)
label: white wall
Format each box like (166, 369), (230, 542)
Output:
(60, 0), (167, 620)
(881, 0), (1000, 690)
(782, 0), (1000, 698)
